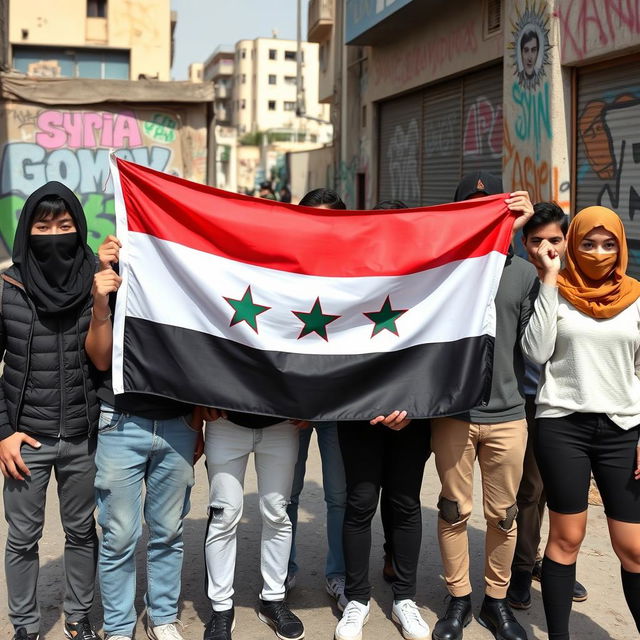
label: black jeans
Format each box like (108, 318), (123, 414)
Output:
(338, 419), (431, 603)
(4, 434), (98, 633)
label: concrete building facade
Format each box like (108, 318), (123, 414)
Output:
(8, 0), (174, 80)
(204, 47), (235, 126)
(307, 0), (640, 279)
(232, 37), (331, 143)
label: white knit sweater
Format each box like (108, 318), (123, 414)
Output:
(522, 282), (640, 431)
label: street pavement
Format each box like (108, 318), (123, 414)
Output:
(0, 438), (634, 639)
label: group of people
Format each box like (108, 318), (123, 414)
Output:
(0, 171), (638, 640)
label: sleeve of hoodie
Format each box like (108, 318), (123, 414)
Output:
(0, 301), (13, 441)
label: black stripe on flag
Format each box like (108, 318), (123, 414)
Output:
(121, 317), (494, 421)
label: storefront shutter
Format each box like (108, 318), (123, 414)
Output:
(461, 65), (503, 176)
(422, 79), (462, 205)
(378, 93), (423, 207)
(576, 59), (640, 277)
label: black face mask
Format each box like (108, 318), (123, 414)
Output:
(29, 233), (79, 289)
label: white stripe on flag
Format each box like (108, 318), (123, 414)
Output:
(120, 232), (503, 356)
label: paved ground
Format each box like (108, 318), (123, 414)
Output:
(0, 439), (634, 640)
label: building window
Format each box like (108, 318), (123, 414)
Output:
(13, 45), (128, 79)
(241, 99), (246, 109)
(269, 49), (277, 60)
(284, 75), (296, 86)
(268, 74), (276, 85)
(284, 101), (296, 111)
(241, 49), (246, 59)
(241, 74), (246, 84)
(268, 100), (276, 111)
(284, 50), (297, 61)
(87, 0), (107, 17)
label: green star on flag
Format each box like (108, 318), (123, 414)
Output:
(364, 296), (408, 337)
(224, 286), (271, 333)
(293, 297), (341, 341)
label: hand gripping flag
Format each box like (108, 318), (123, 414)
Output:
(110, 156), (515, 421)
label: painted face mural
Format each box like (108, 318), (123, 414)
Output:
(509, 2), (551, 91)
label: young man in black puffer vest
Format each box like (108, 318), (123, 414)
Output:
(0, 182), (121, 640)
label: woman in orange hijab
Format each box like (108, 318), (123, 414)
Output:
(522, 206), (640, 638)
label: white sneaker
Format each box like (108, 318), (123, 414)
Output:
(107, 636), (131, 640)
(326, 575), (349, 611)
(391, 600), (430, 640)
(335, 600), (369, 640)
(147, 623), (184, 640)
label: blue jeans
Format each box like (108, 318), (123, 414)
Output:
(95, 406), (198, 636)
(287, 421), (346, 578)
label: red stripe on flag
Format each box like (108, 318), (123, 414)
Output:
(116, 158), (514, 277)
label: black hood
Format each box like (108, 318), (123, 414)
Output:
(454, 171), (503, 202)
(12, 181), (95, 316)
(13, 181), (90, 265)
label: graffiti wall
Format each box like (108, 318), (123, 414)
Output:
(575, 61), (640, 275)
(555, 0), (640, 64)
(0, 102), (207, 259)
(503, 1), (571, 215)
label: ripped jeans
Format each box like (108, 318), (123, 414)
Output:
(204, 419), (299, 610)
(431, 417), (527, 599)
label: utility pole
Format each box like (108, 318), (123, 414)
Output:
(295, 0), (305, 118)
(0, 0), (9, 71)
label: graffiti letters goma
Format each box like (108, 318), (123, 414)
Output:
(0, 107), (181, 256)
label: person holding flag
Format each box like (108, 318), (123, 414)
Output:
(86, 236), (200, 640)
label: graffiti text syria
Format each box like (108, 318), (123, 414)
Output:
(0, 106), (184, 257)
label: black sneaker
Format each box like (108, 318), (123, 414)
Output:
(204, 608), (235, 640)
(432, 595), (472, 640)
(478, 597), (527, 640)
(13, 628), (39, 640)
(258, 599), (304, 640)
(573, 580), (588, 602)
(64, 619), (100, 640)
(507, 570), (532, 610)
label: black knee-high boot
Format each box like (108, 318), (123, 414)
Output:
(621, 566), (640, 632)
(541, 556), (575, 640)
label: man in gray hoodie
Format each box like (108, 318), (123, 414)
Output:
(431, 172), (537, 640)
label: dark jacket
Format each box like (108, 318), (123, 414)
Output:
(0, 266), (99, 440)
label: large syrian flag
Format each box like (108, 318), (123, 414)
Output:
(110, 156), (514, 420)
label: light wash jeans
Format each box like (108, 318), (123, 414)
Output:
(287, 421), (346, 578)
(94, 405), (197, 636)
(204, 418), (299, 611)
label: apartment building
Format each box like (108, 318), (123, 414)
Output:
(232, 36), (331, 143)
(204, 47), (235, 126)
(8, 0), (175, 80)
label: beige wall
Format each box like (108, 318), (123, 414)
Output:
(288, 145), (334, 202)
(555, 0), (640, 65)
(9, 0), (171, 80)
(366, 0), (502, 103)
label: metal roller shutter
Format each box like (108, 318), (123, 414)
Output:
(422, 79), (462, 205)
(378, 93), (423, 207)
(576, 58), (640, 277)
(378, 63), (502, 207)
(461, 65), (503, 176)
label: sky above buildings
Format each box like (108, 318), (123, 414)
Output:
(171, 0), (307, 79)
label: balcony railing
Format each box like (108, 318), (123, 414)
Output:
(308, 0), (333, 43)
